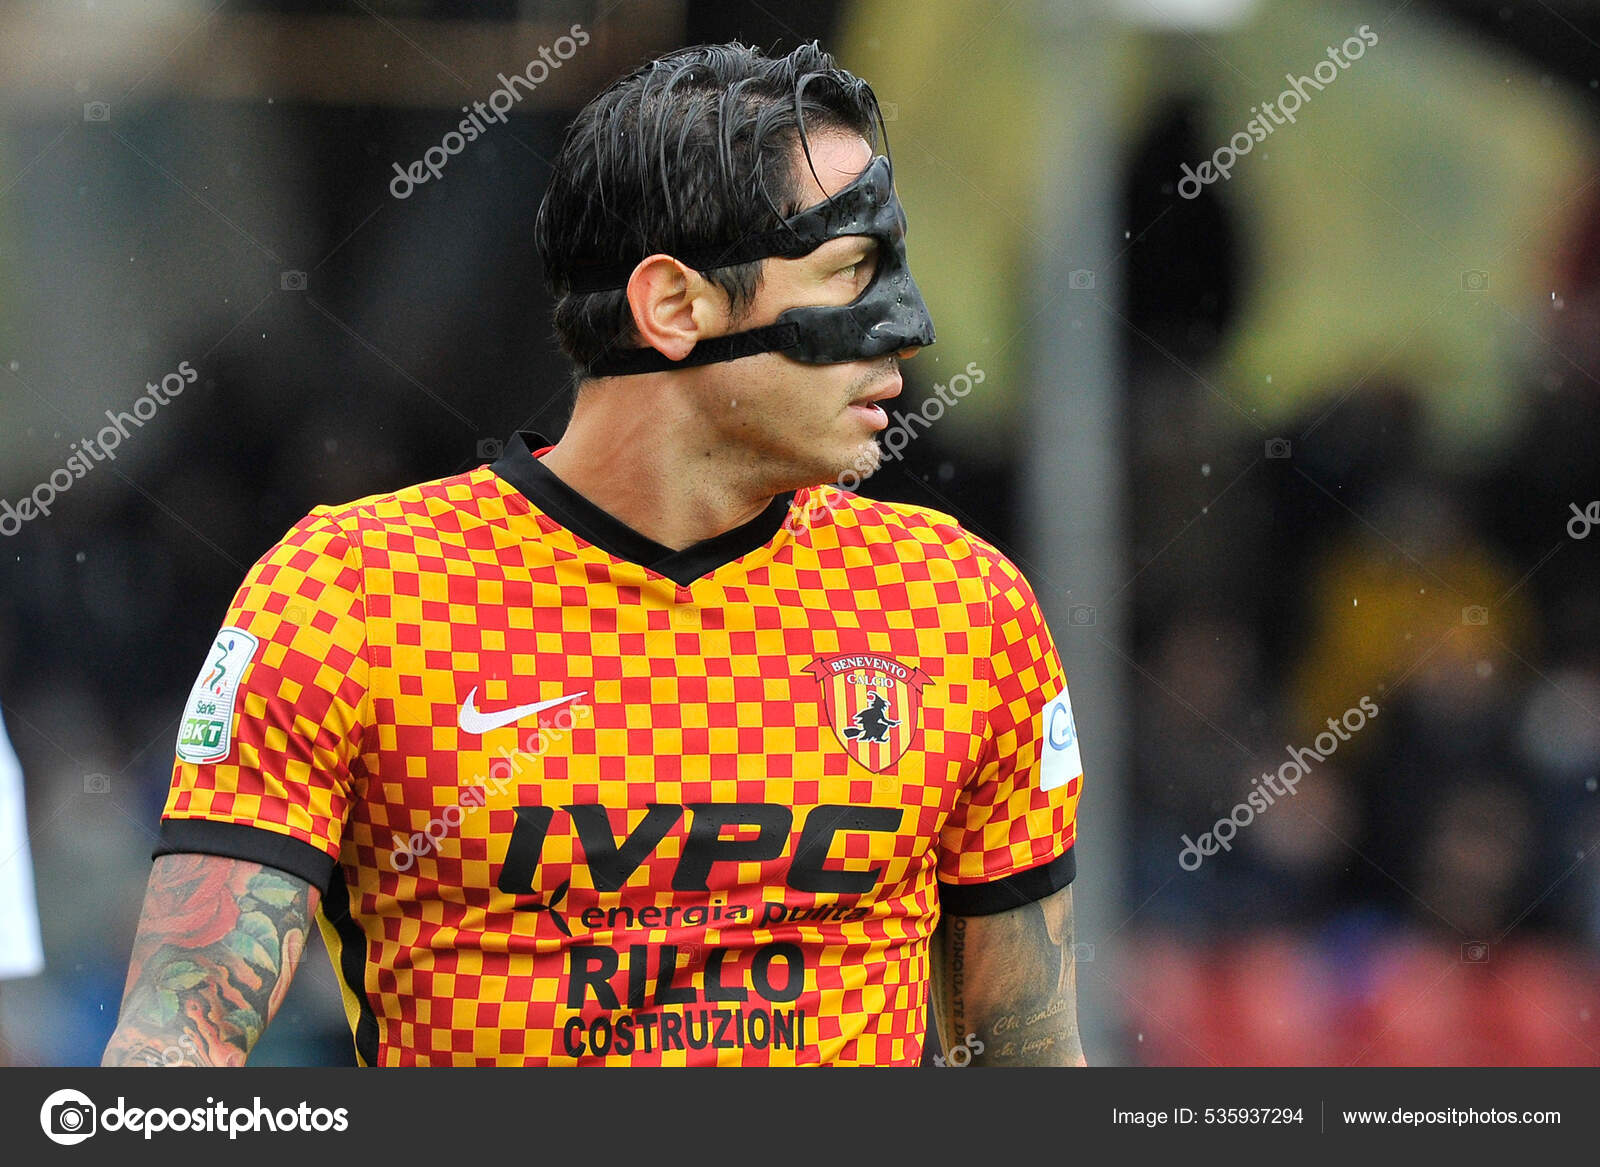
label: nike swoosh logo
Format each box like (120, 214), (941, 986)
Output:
(457, 687), (587, 734)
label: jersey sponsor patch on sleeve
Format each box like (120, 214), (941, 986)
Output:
(176, 626), (260, 764)
(1039, 683), (1083, 792)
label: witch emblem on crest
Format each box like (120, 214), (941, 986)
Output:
(804, 653), (929, 773)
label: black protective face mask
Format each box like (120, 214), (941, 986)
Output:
(565, 154), (936, 377)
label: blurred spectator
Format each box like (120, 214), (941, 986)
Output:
(0, 709), (45, 1064)
(1126, 928), (1600, 1066)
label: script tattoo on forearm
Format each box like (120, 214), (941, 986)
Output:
(102, 854), (316, 1067)
(932, 887), (1086, 1067)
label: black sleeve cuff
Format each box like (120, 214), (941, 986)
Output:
(155, 819), (338, 891)
(937, 846), (1076, 916)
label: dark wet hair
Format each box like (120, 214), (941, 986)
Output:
(534, 41), (884, 373)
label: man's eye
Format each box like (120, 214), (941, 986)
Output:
(836, 263), (859, 280)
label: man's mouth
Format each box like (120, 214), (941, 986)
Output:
(848, 374), (902, 429)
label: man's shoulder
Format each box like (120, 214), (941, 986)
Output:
(804, 486), (1018, 577)
(286, 466), (515, 543)
(807, 484), (961, 533)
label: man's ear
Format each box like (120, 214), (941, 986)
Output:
(624, 255), (730, 362)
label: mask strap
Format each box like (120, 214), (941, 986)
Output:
(561, 156), (891, 295)
(585, 321), (800, 376)
(564, 231), (812, 294)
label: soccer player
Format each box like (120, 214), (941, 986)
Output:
(103, 41), (1086, 1067)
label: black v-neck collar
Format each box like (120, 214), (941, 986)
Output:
(489, 432), (795, 587)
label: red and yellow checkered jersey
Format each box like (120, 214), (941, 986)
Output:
(158, 433), (1084, 1066)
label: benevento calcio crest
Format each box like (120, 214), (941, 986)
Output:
(805, 653), (929, 773)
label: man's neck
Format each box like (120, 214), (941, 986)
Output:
(538, 389), (778, 552)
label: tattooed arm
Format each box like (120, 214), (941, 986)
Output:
(928, 884), (1086, 1066)
(102, 853), (318, 1067)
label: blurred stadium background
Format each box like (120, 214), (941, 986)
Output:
(2, 0), (1599, 1066)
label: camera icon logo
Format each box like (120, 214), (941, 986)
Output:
(1462, 270), (1489, 291)
(1068, 269), (1095, 291)
(280, 270), (308, 292)
(1265, 438), (1292, 459)
(40, 1088), (97, 1145)
(477, 438), (505, 461)
(84, 773), (110, 795)
(1462, 605), (1489, 626)
(878, 101), (899, 122)
(1462, 941), (1490, 963)
(1072, 942), (1096, 963)
(1067, 605), (1097, 627)
(83, 102), (110, 122)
